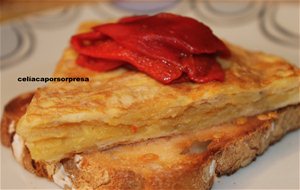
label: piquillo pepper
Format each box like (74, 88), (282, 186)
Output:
(71, 13), (230, 84)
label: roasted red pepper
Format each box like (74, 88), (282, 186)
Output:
(71, 13), (230, 84)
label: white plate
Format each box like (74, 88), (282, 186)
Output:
(1, 1), (299, 189)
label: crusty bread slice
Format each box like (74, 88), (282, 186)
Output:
(1, 92), (299, 190)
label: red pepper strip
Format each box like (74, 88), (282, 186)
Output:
(71, 31), (111, 52)
(93, 13), (230, 64)
(72, 36), (182, 84)
(95, 24), (181, 66)
(71, 13), (230, 84)
(77, 55), (125, 72)
(71, 32), (127, 72)
(90, 15), (149, 36)
(118, 15), (149, 23)
(71, 31), (105, 45)
(182, 56), (225, 83)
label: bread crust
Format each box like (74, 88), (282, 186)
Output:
(1, 92), (33, 147)
(1, 92), (299, 189)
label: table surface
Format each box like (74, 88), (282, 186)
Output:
(1, 1), (299, 189)
(1, 0), (89, 22)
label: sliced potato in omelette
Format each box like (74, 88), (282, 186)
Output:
(16, 22), (300, 161)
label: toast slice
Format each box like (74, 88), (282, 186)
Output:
(1, 92), (300, 189)
(15, 22), (300, 162)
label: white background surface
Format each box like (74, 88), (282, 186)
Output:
(1, 1), (299, 189)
